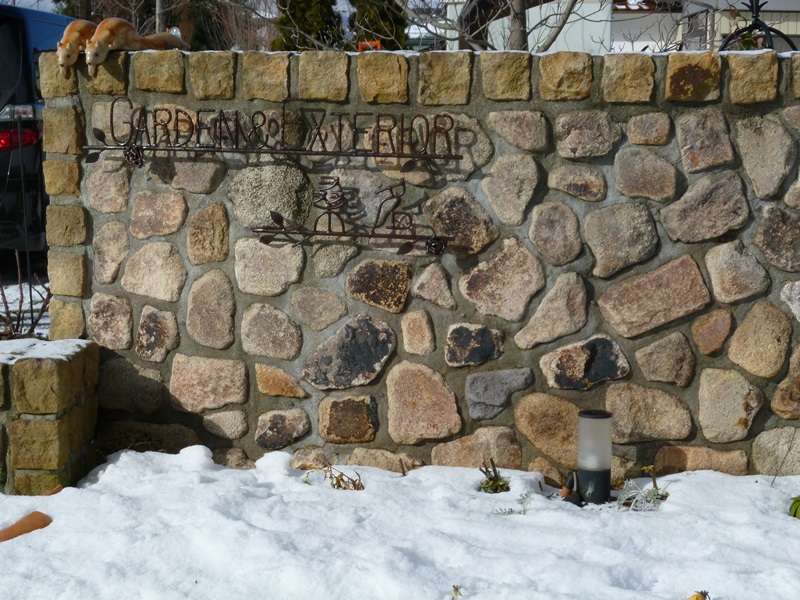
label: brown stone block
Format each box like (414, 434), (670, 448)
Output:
(9, 418), (70, 470)
(602, 54), (654, 103)
(627, 113), (670, 146)
(82, 52), (127, 95)
(169, 354), (247, 413)
(655, 446), (748, 477)
(418, 52), (472, 105)
(539, 52), (592, 100)
(515, 393), (579, 470)
(431, 426), (521, 469)
(42, 106), (85, 155)
(130, 190), (187, 240)
(794, 55), (800, 100)
(242, 52), (289, 101)
(46, 205), (88, 247)
(298, 52), (349, 101)
(255, 364), (308, 398)
(727, 52), (778, 105)
(12, 471), (69, 496)
(357, 52), (408, 103)
(665, 52), (720, 102)
(48, 251), (86, 297)
(133, 50), (185, 93)
(39, 52), (77, 98)
(43, 160), (80, 196)
(82, 342), (100, 387)
(188, 202), (229, 265)
(691, 309), (732, 355)
(480, 52), (530, 101)
(12, 356), (79, 414)
(48, 298), (86, 341)
(189, 52), (236, 100)
(319, 395), (377, 444)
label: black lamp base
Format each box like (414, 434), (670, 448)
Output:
(577, 468), (611, 504)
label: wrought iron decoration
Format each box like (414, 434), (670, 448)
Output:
(719, 1), (798, 51)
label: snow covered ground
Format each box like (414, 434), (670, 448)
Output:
(0, 256), (50, 339)
(1, 447), (799, 600)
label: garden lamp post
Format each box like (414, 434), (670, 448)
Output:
(563, 410), (613, 505)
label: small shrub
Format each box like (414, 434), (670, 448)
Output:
(617, 465), (669, 512)
(478, 459), (510, 494)
(789, 495), (800, 519)
(0, 251), (51, 340)
(305, 464), (364, 490)
(495, 491), (534, 516)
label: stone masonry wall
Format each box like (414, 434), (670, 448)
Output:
(39, 48), (800, 484)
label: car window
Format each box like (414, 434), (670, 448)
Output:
(27, 18), (66, 52)
(0, 21), (24, 93)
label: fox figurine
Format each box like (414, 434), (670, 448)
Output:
(56, 19), (97, 77)
(85, 18), (190, 76)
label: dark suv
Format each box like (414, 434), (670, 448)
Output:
(1, 6), (72, 253)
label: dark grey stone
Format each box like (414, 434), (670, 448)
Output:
(444, 323), (504, 367)
(539, 335), (630, 391)
(753, 205), (800, 272)
(465, 368), (533, 420)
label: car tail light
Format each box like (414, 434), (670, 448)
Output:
(0, 128), (40, 152)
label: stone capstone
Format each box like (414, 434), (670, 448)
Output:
(255, 364), (308, 398)
(660, 171), (748, 243)
(634, 332), (696, 388)
(298, 51), (348, 101)
(444, 323), (504, 367)
(728, 51), (778, 105)
(92, 221), (129, 284)
(481, 153), (539, 226)
(135, 306), (179, 363)
(291, 287), (347, 332)
(486, 111), (549, 152)
(357, 52), (408, 103)
(412, 262), (456, 310)
(132, 50), (184, 93)
(654, 446), (748, 477)
(698, 368), (763, 443)
(188, 202), (229, 265)
(189, 51), (236, 100)
(424, 187), (498, 258)
(771, 346), (800, 420)
(255, 409), (310, 450)
(234, 239), (304, 297)
(431, 427), (522, 469)
(203, 411), (248, 440)
(539, 52), (592, 100)
(613, 148), (677, 202)
(752, 428), (800, 475)
(345, 259), (413, 313)
(555, 110), (621, 158)
(528, 202), (583, 266)
(606, 383), (692, 443)
(242, 52), (288, 102)
(303, 314), (395, 390)
(97, 358), (163, 414)
(169, 354), (247, 414)
(347, 448), (424, 474)
(627, 113), (671, 145)
(584, 202), (658, 278)
(727, 301), (791, 379)
(539, 335), (630, 391)
(480, 52), (530, 101)
(735, 116), (796, 198)
(753, 205), (800, 272)
(227, 162), (312, 229)
(88, 293), (132, 350)
(241, 304), (302, 360)
(186, 270), (235, 350)
(515, 393), (579, 470)
(665, 52), (720, 102)
(691, 309), (733, 355)
(458, 236), (545, 321)
(602, 54), (655, 103)
(86, 158), (131, 213)
(675, 111), (734, 173)
(418, 51), (471, 105)
(515, 272), (587, 349)
(705, 240), (770, 304)
(547, 163), (607, 203)
(465, 367), (533, 420)
(401, 310), (436, 356)
(386, 361), (461, 444)
(318, 395), (378, 444)
(598, 255), (710, 338)
(121, 242), (187, 302)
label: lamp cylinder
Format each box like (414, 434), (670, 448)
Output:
(577, 409), (612, 504)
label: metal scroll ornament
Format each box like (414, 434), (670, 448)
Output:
(252, 177), (451, 256)
(719, 1), (797, 51)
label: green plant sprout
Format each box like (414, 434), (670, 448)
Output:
(495, 491), (534, 516)
(789, 495), (800, 519)
(617, 465), (669, 512)
(478, 459), (510, 494)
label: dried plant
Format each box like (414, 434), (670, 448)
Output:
(617, 465), (669, 512)
(305, 463), (364, 491)
(0, 251), (51, 340)
(478, 459), (510, 494)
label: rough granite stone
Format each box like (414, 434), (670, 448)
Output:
(444, 323), (504, 367)
(234, 239), (304, 297)
(515, 393), (579, 470)
(130, 191), (187, 239)
(431, 427), (522, 469)
(675, 111), (734, 173)
(539, 335), (630, 391)
(386, 361), (461, 445)
(86, 158), (131, 213)
(602, 54), (655, 103)
(319, 396), (377, 444)
(401, 310), (436, 356)
(424, 187), (498, 259)
(555, 111), (621, 158)
(48, 251), (86, 297)
(187, 270), (235, 350)
(255, 409), (310, 450)
(698, 368), (763, 443)
(654, 446), (748, 476)
(795, 55), (800, 100)
(135, 306), (179, 363)
(412, 263), (456, 310)
(38, 51), (77, 98)
(291, 287), (347, 332)
(93, 221), (128, 284)
(346, 259), (413, 313)
(255, 364), (308, 398)
(83, 53), (126, 94)
(43, 160), (80, 197)
(585, 202), (658, 279)
(614, 148), (677, 202)
(486, 111), (549, 152)
(418, 51), (471, 105)
(151, 154), (226, 195)
(97, 359), (163, 414)
(347, 448), (424, 473)
(660, 171), (748, 243)
(189, 52), (236, 100)
(515, 273), (587, 349)
(528, 202), (583, 266)
(357, 52), (408, 103)
(42, 106), (84, 154)
(606, 383), (692, 443)
(627, 113), (671, 145)
(727, 301), (791, 379)
(665, 52), (720, 102)
(781, 281), (800, 322)
(598, 255), (711, 338)
(691, 309), (733, 356)
(705, 240), (770, 304)
(133, 50), (185, 93)
(481, 153), (539, 226)
(290, 447), (336, 471)
(635, 332), (696, 388)
(311, 240), (358, 278)
(46, 204), (87, 247)
(121, 242), (187, 302)
(547, 163), (607, 203)
(213, 448), (254, 470)
(528, 457), (564, 488)
(439, 113), (494, 183)
(227, 162), (312, 229)
(753, 205), (800, 272)
(169, 354), (247, 413)
(480, 52), (530, 101)
(298, 52), (349, 101)
(771, 346), (800, 420)
(203, 411), (248, 440)
(465, 368), (533, 420)
(753, 428), (800, 475)
(188, 203), (229, 265)
(727, 51), (778, 105)
(303, 314), (395, 390)
(785, 179), (800, 209)
(735, 116), (796, 198)
(87, 293), (132, 350)
(242, 52), (288, 101)
(48, 299), (85, 340)
(241, 304), (302, 360)
(539, 52), (592, 100)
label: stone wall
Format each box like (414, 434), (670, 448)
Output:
(1, 339), (99, 494)
(39, 48), (800, 483)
